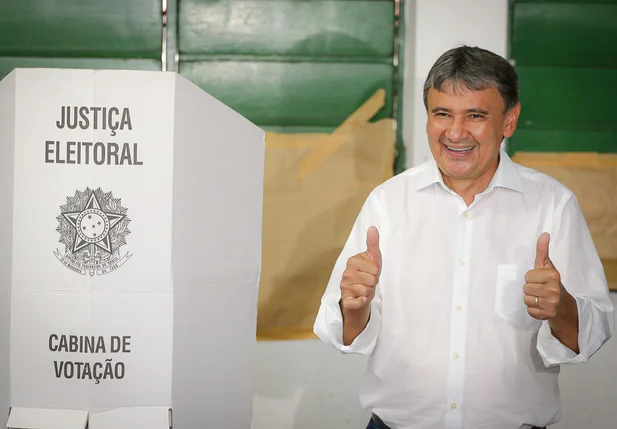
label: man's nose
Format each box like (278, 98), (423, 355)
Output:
(445, 117), (468, 143)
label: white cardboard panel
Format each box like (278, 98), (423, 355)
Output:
(171, 282), (258, 428)
(6, 407), (88, 429)
(87, 292), (173, 409)
(1, 68), (264, 428)
(0, 289), (10, 427)
(170, 74), (264, 288)
(12, 69), (175, 292)
(10, 290), (90, 410)
(169, 73), (264, 428)
(0, 71), (15, 287)
(0, 70), (16, 429)
(89, 406), (170, 429)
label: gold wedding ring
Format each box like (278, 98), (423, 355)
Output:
(534, 296), (540, 308)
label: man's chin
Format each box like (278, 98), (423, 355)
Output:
(438, 159), (476, 179)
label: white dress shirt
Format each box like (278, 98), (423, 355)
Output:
(313, 149), (614, 429)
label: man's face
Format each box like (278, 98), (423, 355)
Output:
(425, 84), (520, 184)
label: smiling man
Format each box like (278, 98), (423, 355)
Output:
(313, 46), (614, 429)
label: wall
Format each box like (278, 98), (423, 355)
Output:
(552, 297), (617, 429)
(253, 340), (369, 429)
(253, 1), (617, 428)
(404, 0), (509, 167)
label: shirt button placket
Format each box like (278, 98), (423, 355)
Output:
(445, 207), (472, 429)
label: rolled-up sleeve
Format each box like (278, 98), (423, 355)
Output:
(314, 292), (381, 354)
(537, 194), (614, 366)
(313, 189), (383, 354)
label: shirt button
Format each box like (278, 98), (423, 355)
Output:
(460, 260), (466, 266)
(453, 352), (460, 359)
(456, 305), (462, 311)
(451, 403), (457, 410)
(463, 211), (469, 218)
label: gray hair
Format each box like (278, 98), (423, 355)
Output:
(423, 45), (519, 111)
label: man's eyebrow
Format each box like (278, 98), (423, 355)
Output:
(430, 107), (490, 115)
(430, 107), (451, 113)
(465, 108), (490, 115)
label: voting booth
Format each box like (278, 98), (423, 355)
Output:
(0, 68), (265, 428)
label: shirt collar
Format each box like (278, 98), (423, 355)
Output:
(416, 147), (523, 193)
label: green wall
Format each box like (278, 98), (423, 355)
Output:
(508, 0), (617, 154)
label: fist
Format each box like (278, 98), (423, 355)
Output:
(523, 232), (563, 320)
(340, 226), (382, 311)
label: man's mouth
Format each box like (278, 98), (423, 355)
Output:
(445, 145), (475, 153)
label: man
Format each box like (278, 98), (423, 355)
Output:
(313, 46), (614, 429)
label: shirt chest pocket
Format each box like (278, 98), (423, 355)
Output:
(494, 264), (540, 329)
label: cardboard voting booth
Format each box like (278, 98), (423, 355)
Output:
(0, 68), (265, 428)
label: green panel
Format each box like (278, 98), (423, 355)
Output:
(394, 0), (406, 173)
(179, 61), (393, 126)
(263, 126), (337, 134)
(179, 0), (394, 58)
(511, 2), (617, 67)
(0, 57), (161, 82)
(517, 67), (617, 130)
(508, 129), (617, 154)
(514, 0), (617, 4)
(0, 1), (162, 58)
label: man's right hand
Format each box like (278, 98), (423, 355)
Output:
(340, 226), (382, 311)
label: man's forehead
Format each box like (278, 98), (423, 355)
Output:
(427, 84), (504, 109)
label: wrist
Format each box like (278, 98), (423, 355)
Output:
(340, 302), (371, 328)
(549, 287), (579, 353)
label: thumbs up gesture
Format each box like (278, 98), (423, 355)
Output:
(523, 232), (564, 320)
(340, 226), (382, 311)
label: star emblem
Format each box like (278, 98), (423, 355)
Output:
(62, 191), (125, 254)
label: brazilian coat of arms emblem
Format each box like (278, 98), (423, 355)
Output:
(54, 187), (132, 276)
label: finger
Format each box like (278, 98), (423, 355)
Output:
(341, 270), (379, 288)
(366, 226), (382, 270)
(535, 232), (552, 269)
(526, 307), (550, 320)
(523, 294), (544, 310)
(340, 295), (368, 311)
(523, 282), (552, 297)
(342, 283), (376, 300)
(347, 255), (380, 276)
(524, 268), (560, 285)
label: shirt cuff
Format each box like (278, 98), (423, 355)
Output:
(313, 294), (381, 355)
(537, 295), (605, 367)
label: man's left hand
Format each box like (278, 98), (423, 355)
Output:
(523, 232), (564, 320)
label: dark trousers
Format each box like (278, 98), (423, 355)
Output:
(367, 414), (546, 429)
(366, 415), (383, 429)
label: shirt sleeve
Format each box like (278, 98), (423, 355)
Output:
(313, 189), (383, 354)
(537, 194), (614, 367)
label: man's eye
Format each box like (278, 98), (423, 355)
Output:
(435, 112), (449, 117)
(469, 114), (484, 119)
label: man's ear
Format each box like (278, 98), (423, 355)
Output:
(504, 102), (521, 139)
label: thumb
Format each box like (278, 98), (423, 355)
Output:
(366, 226), (382, 269)
(535, 232), (553, 269)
